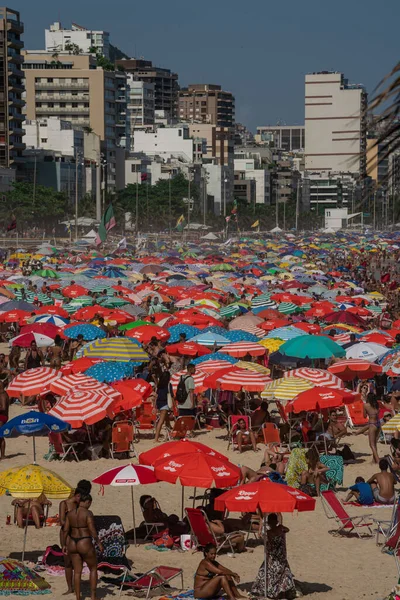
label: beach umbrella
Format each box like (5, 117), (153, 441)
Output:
(277, 302), (299, 315)
(49, 373), (113, 396)
(20, 322), (62, 339)
(280, 335), (345, 360)
(283, 367), (344, 389)
(119, 319), (154, 331)
(0, 300), (35, 312)
(78, 337), (148, 362)
(92, 464), (158, 546)
(166, 342), (212, 357)
(154, 451), (240, 488)
(286, 386), (351, 413)
(204, 368), (271, 392)
(61, 357), (104, 375)
(0, 410), (70, 463)
(323, 310), (367, 327)
(261, 377), (314, 400)
(382, 414), (400, 435)
(125, 324), (170, 343)
(85, 361), (135, 382)
(167, 324), (200, 343)
(139, 439), (229, 467)
(49, 388), (117, 427)
(219, 341), (266, 357)
(265, 327), (304, 341)
(10, 332), (55, 348)
(192, 352), (237, 366)
(7, 367), (61, 399)
(0, 463), (73, 560)
(345, 342), (388, 362)
(328, 359), (382, 381)
(62, 284), (89, 298)
(189, 331), (231, 346)
(32, 314), (69, 326)
(110, 379), (152, 411)
(63, 323), (107, 341)
(235, 360), (271, 374)
(170, 368), (208, 392)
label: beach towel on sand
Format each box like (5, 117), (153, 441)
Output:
(285, 448), (307, 488)
(93, 515), (130, 572)
(320, 454), (344, 488)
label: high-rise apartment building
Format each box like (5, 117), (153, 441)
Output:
(127, 76), (155, 132)
(188, 124), (234, 167)
(178, 84), (235, 128)
(23, 50), (120, 189)
(305, 72), (367, 175)
(116, 58), (178, 118)
(0, 7), (24, 168)
(45, 22), (110, 58)
(256, 125), (305, 151)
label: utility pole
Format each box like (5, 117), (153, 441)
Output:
(135, 174), (139, 235)
(187, 169), (191, 235)
(223, 176), (227, 217)
(373, 191), (376, 230)
(275, 182), (279, 228)
(74, 150), (81, 241)
(295, 179), (300, 231)
(168, 170), (172, 236)
(33, 152), (37, 209)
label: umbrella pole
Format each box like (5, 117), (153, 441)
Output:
(193, 486), (196, 508)
(263, 513), (267, 598)
(22, 501), (31, 562)
(131, 487), (137, 547)
(320, 412), (328, 455)
(181, 486), (184, 519)
(33, 435), (37, 465)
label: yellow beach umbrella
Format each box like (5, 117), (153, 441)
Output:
(259, 338), (285, 352)
(235, 360), (271, 375)
(0, 464), (73, 500)
(261, 377), (314, 401)
(382, 415), (400, 435)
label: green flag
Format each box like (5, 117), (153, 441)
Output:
(96, 204), (116, 245)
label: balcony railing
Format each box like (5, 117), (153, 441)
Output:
(35, 81), (89, 90)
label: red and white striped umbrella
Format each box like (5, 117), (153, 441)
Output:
(228, 323), (265, 337)
(7, 367), (61, 398)
(49, 388), (119, 427)
(219, 342), (266, 357)
(170, 369), (208, 393)
(204, 368), (271, 392)
(283, 368), (344, 389)
(49, 374), (120, 398)
(193, 360), (236, 372)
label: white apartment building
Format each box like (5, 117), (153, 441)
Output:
(305, 72), (367, 174)
(24, 117), (84, 156)
(127, 77), (155, 131)
(203, 163), (232, 216)
(45, 22), (110, 58)
(234, 158), (270, 205)
(133, 126), (194, 163)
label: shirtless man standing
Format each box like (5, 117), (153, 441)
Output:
(0, 381), (10, 459)
(368, 458), (396, 504)
(63, 494), (103, 600)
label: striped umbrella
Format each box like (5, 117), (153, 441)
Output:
(171, 368), (208, 392)
(49, 388), (118, 427)
(283, 367), (344, 389)
(31, 314), (69, 326)
(190, 331), (231, 346)
(192, 359), (237, 372)
(49, 374), (120, 398)
(251, 294), (272, 307)
(261, 377), (314, 401)
(278, 302), (299, 314)
(328, 359), (382, 381)
(235, 360), (271, 375)
(204, 368), (271, 392)
(77, 337), (149, 362)
(219, 342), (266, 357)
(219, 304), (242, 319)
(266, 327), (304, 341)
(382, 414), (400, 435)
(228, 323), (265, 337)
(7, 367), (61, 398)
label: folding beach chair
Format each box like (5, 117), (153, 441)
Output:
(110, 420), (137, 459)
(380, 516), (400, 575)
(374, 495), (400, 546)
(227, 415), (252, 451)
(48, 432), (81, 462)
(185, 507), (239, 554)
(262, 422), (281, 445)
(166, 416), (195, 440)
(119, 565), (184, 599)
(136, 402), (156, 436)
(321, 490), (373, 538)
(345, 402), (368, 428)
(139, 499), (165, 541)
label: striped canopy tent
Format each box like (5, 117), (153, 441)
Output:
(7, 367), (61, 398)
(261, 377), (314, 401)
(170, 368), (208, 393)
(49, 388), (119, 428)
(77, 337), (149, 362)
(204, 368), (271, 392)
(282, 367), (344, 389)
(219, 341), (266, 357)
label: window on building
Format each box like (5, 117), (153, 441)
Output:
(41, 138), (47, 143)
(178, 129), (182, 136)
(47, 78), (53, 83)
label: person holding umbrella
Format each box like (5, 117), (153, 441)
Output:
(194, 543), (244, 600)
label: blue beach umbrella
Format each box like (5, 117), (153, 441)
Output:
(190, 331), (231, 347)
(167, 324), (200, 343)
(64, 324), (107, 341)
(0, 410), (70, 463)
(192, 352), (238, 366)
(85, 361), (135, 383)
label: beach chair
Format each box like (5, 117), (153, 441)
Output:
(110, 420), (137, 459)
(345, 402), (368, 428)
(166, 416), (195, 440)
(140, 500), (165, 540)
(185, 507), (239, 554)
(119, 565), (184, 599)
(93, 515), (130, 577)
(262, 422), (281, 445)
(374, 495), (400, 546)
(227, 415), (252, 451)
(321, 490), (373, 538)
(13, 502), (49, 528)
(136, 402), (156, 435)
(48, 432), (81, 462)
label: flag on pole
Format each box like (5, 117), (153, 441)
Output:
(176, 214), (185, 231)
(251, 220), (259, 228)
(65, 222), (71, 235)
(96, 204), (116, 246)
(231, 199), (238, 215)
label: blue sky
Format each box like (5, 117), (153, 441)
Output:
(16, 0), (400, 131)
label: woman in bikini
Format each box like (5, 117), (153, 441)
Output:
(364, 392), (381, 464)
(63, 493), (103, 600)
(194, 543), (245, 600)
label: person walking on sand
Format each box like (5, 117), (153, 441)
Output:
(0, 381), (10, 460)
(194, 542), (245, 600)
(63, 493), (103, 600)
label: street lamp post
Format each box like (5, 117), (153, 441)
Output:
(74, 150), (83, 241)
(168, 170), (172, 236)
(223, 177), (228, 217)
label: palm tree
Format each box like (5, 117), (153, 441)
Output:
(368, 62), (400, 163)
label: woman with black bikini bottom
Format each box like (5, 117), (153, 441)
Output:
(63, 494), (103, 600)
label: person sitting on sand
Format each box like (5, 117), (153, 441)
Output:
(367, 458), (396, 504)
(344, 477), (374, 506)
(194, 542), (245, 600)
(12, 494), (51, 529)
(63, 493), (103, 600)
(300, 448), (329, 496)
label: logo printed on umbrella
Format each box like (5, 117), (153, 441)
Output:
(115, 478), (137, 484)
(235, 490), (257, 500)
(211, 466), (231, 477)
(288, 490), (308, 500)
(163, 460), (183, 472)
(21, 418), (39, 425)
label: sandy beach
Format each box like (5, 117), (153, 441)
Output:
(0, 401), (396, 600)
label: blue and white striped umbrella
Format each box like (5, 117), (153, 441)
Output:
(266, 326), (304, 341)
(190, 331), (231, 347)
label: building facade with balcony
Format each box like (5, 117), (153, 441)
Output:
(256, 125), (305, 151)
(0, 7), (25, 169)
(45, 21), (110, 58)
(179, 84), (235, 128)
